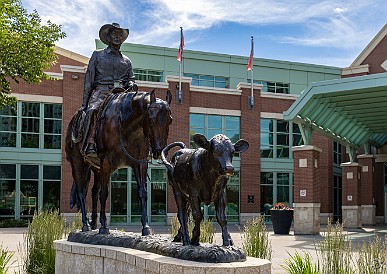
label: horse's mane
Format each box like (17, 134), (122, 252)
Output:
(119, 91), (149, 122)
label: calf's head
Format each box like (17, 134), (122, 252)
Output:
(193, 134), (249, 176)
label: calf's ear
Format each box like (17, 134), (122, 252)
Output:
(193, 134), (210, 149)
(234, 139), (249, 153)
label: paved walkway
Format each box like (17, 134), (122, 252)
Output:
(2, 224), (387, 273)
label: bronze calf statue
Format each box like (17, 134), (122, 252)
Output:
(161, 134), (249, 246)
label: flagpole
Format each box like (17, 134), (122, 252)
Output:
(248, 36), (254, 109)
(177, 27), (184, 104)
(179, 55), (182, 92)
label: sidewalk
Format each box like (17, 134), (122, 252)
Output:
(2, 224), (387, 273)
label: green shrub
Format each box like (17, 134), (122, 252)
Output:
(20, 209), (64, 274)
(170, 215), (215, 244)
(0, 218), (28, 228)
(357, 235), (387, 274)
(0, 243), (14, 274)
(242, 216), (272, 260)
(316, 220), (354, 274)
(281, 250), (319, 274)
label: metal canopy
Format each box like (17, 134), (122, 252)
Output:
(283, 73), (387, 150)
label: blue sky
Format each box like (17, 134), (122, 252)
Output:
(23, 0), (386, 68)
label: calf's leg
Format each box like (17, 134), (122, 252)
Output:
(190, 196), (203, 246)
(215, 190), (233, 246)
(174, 190), (190, 245)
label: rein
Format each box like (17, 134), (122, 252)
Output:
(117, 92), (163, 166)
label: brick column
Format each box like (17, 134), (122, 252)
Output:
(292, 145), (321, 235)
(357, 155), (376, 225)
(238, 83), (261, 223)
(340, 162), (362, 228)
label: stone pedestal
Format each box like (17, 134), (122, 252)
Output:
(54, 240), (272, 274)
(341, 162), (362, 229)
(342, 206), (362, 228)
(361, 205), (376, 225)
(293, 203), (320, 234)
(358, 154), (376, 225)
(292, 145), (321, 235)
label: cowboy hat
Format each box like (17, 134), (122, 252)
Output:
(99, 23), (129, 45)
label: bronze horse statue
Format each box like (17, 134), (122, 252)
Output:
(65, 89), (172, 235)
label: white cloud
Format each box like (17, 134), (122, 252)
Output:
(22, 0), (387, 67)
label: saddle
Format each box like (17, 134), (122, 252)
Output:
(70, 88), (134, 169)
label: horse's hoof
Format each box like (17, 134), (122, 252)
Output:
(82, 225), (90, 232)
(99, 227), (110, 234)
(172, 235), (182, 242)
(190, 241), (200, 246)
(142, 226), (152, 236)
(222, 239), (231, 246)
(89, 222), (97, 230)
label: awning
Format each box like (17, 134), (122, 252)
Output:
(283, 73), (387, 150)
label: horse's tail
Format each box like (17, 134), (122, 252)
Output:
(70, 181), (80, 211)
(161, 142), (186, 172)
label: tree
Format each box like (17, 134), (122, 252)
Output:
(0, 0), (66, 107)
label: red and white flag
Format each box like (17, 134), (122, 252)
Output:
(247, 36), (254, 71)
(177, 27), (184, 62)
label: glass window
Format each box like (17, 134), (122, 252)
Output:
(134, 69), (163, 82)
(293, 123), (303, 146)
(0, 164), (16, 217)
(185, 73), (229, 88)
(43, 165), (61, 211)
(333, 141), (342, 165)
(261, 119), (301, 159)
(260, 172), (293, 221)
(21, 102), (40, 148)
(251, 80), (290, 94)
(0, 104), (17, 147)
(260, 119), (274, 158)
(44, 104), (62, 149)
(260, 172), (273, 220)
(277, 121), (289, 158)
(1, 102), (62, 149)
(20, 165), (38, 217)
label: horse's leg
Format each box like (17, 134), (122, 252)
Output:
(190, 196), (203, 246)
(90, 169), (100, 230)
(98, 157), (111, 234)
(133, 162), (151, 236)
(215, 189), (232, 246)
(70, 158), (91, 232)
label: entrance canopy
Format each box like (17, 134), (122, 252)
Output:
(284, 73), (387, 151)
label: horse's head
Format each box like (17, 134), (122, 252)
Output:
(145, 89), (173, 159)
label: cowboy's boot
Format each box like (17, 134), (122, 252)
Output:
(82, 111), (97, 158)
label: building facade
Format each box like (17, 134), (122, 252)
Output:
(1, 25), (385, 226)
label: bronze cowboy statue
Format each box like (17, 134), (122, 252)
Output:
(65, 23), (173, 235)
(81, 23), (138, 158)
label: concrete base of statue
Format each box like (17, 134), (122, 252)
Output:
(54, 236), (271, 274)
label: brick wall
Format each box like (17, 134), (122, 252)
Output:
(293, 148), (321, 203)
(361, 35), (387, 74)
(341, 164), (362, 206)
(239, 87), (260, 213)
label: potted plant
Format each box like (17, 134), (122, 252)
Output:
(270, 203), (293, 235)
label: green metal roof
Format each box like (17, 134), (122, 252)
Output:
(283, 72), (387, 150)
